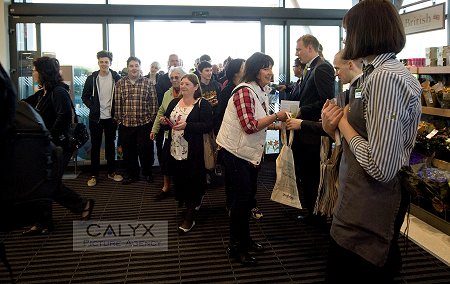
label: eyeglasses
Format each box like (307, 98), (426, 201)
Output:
(170, 76), (180, 80)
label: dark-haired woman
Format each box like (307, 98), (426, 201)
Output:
(321, 1), (422, 282)
(160, 73), (213, 234)
(216, 58), (245, 211)
(23, 57), (94, 234)
(216, 52), (287, 265)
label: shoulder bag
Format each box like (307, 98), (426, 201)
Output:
(198, 98), (218, 170)
(66, 102), (89, 151)
(313, 130), (342, 217)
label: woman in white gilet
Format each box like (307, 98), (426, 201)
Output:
(216, 52), (287, 266)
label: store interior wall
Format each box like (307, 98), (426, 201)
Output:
(0, 0), (10, 70)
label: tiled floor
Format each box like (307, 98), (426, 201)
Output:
(1, 161), (450, 283)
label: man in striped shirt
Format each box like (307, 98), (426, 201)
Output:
(114, 56), (158, 185)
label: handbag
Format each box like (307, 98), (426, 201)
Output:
(67, 121), (89, 151)
(66, 101), (89, 151)
(203, 131), (218, 171)
(313, 130), (342, 217)
(271, 119), (302, 209)
(198, 98), (217, 170)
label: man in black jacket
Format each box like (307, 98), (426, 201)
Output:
(82, 50), (123, 187)
(292, 35), (335, 225)
(154, 54), (181, 166)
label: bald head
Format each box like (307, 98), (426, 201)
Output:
(333, 50), (363, 85)
(167, 54), (180, 69)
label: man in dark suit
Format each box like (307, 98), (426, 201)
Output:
(154, 54), (181, 166)
(276, 58), (305, 101)
(292, 34), (335, 225)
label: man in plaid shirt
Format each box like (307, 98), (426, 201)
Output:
(114, 56), (158, 185)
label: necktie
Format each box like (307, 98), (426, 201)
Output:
(302, 65), (309, 80)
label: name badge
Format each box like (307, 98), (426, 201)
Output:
(354, 88), (362, 99)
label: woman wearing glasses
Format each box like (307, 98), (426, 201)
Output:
(150, 66), (186, 200)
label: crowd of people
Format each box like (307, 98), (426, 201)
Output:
(2, 0), (423, 282)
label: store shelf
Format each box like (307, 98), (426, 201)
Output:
(416, 66), (450, 74)
(410, 204), (450, 236)
(406, 66), (418, 73)
(422, 106), (450, 117)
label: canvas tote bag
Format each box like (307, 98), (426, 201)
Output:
(313, 130), (342, 217)
(271, 119), (302, 209)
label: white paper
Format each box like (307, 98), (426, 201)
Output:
(280, 100), (300, 117)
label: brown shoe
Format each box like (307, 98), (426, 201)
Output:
(80, 199), (95, 221)
(154, 190), (170, 200)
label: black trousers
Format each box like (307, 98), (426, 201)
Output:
(172, 158), (205, 208)
(293, 142), (320, 215)
(52, 149), (86, 214)
(119, 123), (154, 179)
(89, 118), (117, 176)
(222, 150), (259, 251)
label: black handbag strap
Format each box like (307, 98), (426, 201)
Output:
(51, 85), (79, 124)
(69, 100), (79, 124)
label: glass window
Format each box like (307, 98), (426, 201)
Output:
(41, 23), (103, 161)
(289, 25), (340, 83)
(285, 0), (352, 9)
(265, 25), (284, 85)
(400, 0), (446, 13)
(41, 23), (102, 72)
(108, 24), (131, 73)
(110, 0), (279, 7)
(134, 20), (260, 76)
(264, 24), (284, 154)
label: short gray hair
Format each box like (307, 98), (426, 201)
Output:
(151, 61), (161, 69)
(168, 66), (186, 77)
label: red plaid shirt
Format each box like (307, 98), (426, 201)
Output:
(233, 87), (266, 134)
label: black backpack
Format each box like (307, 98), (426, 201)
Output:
(1, 101), (65, 230)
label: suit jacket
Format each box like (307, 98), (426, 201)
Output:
(301, 77), (359, 138)
(295, 56), (335, 144)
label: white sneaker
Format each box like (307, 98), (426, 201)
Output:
(214, 165), (223, 176)
(251, 207), (263, 220)
(206, 173), (211, 185)
(87, 176), (97, 187)
(107, 173), (123, 182)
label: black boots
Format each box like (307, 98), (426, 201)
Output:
(227, 241), (264, 266)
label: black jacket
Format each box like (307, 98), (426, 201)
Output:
(295, 56), (335, 144)
(81, 69), (121, 122)
(155, 73), (171, 105)
(23, 83), (72, 148)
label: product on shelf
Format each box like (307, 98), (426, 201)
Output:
(436, 88), (450, 109)
(421, 80), (439, 107)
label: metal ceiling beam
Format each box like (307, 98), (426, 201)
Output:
(9, 3), (347, 21)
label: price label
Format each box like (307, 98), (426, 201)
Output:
(426, 129), (438, 139)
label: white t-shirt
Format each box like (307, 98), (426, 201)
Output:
(97, 72), (113, 119)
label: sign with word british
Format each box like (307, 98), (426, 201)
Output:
(401, 3), (445, 35)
